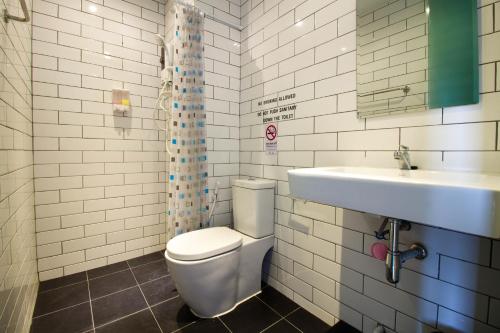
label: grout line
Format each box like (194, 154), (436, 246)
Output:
(37, 279), (88, 295)
(282, 317), (304, 333)
(495, 121), (498, 151)
(254, 295), (286, 319)
(285, 307), (301, 317)
(217, 316), (233, 332)
(94, 265), (169, 286)
(258, 319), (284, 333)
(87, 267), (132, 281)
(225, 295), (287, 333)
(91, 282), (138, 302)
(495, 60), (498, 92)
(170, 321), (197, 333)
(38, 257), (167, 295)
(278, 304), (304, 331)
(126, 260), (165, 333)
(32, 300), (90, 319)
(148, 294), (180, 308)
(86, 271), (96, 331)
(93, 307), (152, 330)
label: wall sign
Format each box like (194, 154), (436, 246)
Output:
(257, 93), (297, 124)
(265, 123), (278, 155)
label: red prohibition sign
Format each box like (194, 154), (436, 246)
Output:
(266, 124), (277, 141)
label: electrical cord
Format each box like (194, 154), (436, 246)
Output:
(154, 79), (173, 156)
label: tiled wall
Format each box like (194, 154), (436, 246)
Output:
(32, 0), (168, 281)
(239, 0), (500, 332)
(0, 0), (38, 330)
(357, 0), (427, 116)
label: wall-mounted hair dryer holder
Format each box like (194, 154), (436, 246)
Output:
(156, 34), (174, 85)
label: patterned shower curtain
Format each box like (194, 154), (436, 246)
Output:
(167, 3), (208, 239)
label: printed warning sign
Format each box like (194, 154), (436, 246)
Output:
(265, 123), (278, 155)
(259, 104), (296, 124)
(257, 93), (297, 124)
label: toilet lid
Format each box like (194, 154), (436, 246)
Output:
(166, 227), (242, 261)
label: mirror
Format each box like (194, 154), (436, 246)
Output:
(356, 0), (480, 118)
(356, 0), (429, 118)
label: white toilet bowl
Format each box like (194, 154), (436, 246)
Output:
(165, 179), (276, 318)
(165, 227), (273, 318)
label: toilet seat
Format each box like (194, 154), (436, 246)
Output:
(166, 227), (242, 261)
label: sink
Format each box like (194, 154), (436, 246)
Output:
(288, 167), (500, 238)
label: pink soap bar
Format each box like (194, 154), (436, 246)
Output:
(371, 242), (388, 261)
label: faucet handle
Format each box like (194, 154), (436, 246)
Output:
(399, 145), (409, 151)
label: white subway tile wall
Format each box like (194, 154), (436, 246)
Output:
(32, 0), (241, 280)
(32, 0), (169, 280)
(239, 0), (500, 332)
(0, 0), (38, 330)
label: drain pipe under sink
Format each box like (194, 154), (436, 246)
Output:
(372, 218), (427, 284)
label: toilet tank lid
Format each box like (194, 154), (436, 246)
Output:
(232, 178), (275, 190)
(166, 227), (242, 261)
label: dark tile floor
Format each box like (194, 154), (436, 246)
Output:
(30, 252), (359, 333)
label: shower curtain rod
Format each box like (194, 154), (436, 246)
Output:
(174, 0), (242, 31)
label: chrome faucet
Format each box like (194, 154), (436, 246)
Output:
(394, 145), (411, 170)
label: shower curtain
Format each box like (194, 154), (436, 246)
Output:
(167, 2), (208, 239)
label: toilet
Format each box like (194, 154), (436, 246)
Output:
(164, 179), (275, 318)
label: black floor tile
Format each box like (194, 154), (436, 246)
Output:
(132, 260), (169, 284)
(262, 319), (301, 333)
(95, 309), (161, 333)
(33, 281), (89, 317)
(257, 287), (299, 316)
(140, 275), (177, 306)
(220, 297), (281, 333)
(178, 319), (230, 333)
(89, 269), (137, 299)
(286, 308), (332, 333)
(30, 302), (92, 333)
(38, 272), (87, 293)
(151, 297), (198, 333)
(32, 252), (339, 333)
(88, 261), (129, 280)
(127, 252), (164, 267)
(331, 321), (361, 333)
(92, 286), (148, 327)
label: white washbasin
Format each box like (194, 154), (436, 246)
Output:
(288, 167), (500, 238)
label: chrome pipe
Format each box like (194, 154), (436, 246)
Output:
(386, 219), (401, 284)
(385, 218), (427, 284)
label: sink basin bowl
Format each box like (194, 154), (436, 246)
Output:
(288, 167), (500, 238)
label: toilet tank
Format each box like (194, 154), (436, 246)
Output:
(232, 179), (275, 238)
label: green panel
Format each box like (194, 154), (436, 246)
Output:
(428, 0), (479, 108)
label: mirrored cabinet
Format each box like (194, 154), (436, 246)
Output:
(356, 0), (479, 118)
